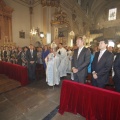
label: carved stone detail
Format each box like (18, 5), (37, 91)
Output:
(0, 0), (13, 46)
(41, 0), (60, 7)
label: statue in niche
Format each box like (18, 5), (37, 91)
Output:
(58, 31), (64, 37)
(72, 10), (77, 22)
(77, 0), (82, 6)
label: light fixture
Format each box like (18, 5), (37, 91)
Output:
(108, 40), (115, 47)
(30, 28), (37, 35)
(117, 43), (120, 48)
(40, 32), (44, 38)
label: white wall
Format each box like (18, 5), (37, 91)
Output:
(31, 4), (43, 44)
(32, 4), (43, 31)
(4, 0), (30, 47)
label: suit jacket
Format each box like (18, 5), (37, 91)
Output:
(3, 50), (7, 58)
(26, 49), (37, 64)
(113, 53), (120, 83)
(16, 51), (22, 65)
(92, 50), (114, 84)
(72, 47), (91, 78)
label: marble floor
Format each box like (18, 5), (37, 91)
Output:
(0, 74), (85, 120)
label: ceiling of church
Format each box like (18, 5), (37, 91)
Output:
(83, 0), (120, 16)
(13, 0), (40, 7)
(13, 0), (120, 22)
(13, 0), (60, 7)
(14, 0), (120, 14)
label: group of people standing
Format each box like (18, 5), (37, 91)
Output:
(0, 37), (120, 92)
(45, 43), (72, 86)
(0, 43), (72, 87)
(72, 37), (120, 92)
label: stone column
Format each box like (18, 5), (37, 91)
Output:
(43, 7), (52, 45)
(29, 7), (33, 44)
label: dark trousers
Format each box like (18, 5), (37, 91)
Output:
(92, 79), (105, 88)
(73, 73), (86, 83)
(28, 63), (36, 81)
(115, 83), (120, 92)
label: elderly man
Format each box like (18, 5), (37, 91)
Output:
(26, 44), (37, 82)
(57, 43), (67, 77)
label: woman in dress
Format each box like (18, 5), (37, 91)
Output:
(21, 46), (28, 67)
(42, 45), (50, 70)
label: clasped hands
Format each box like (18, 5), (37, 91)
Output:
(72, 67), (78, 73)
(92, 72), (98, 79)
(30, 61), (34, 64)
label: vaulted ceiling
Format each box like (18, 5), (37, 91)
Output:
(13, 0), (120, 25)
(13, 0), (120, 17)
(82, 0), (120, 19)
(13, 0), (40, 7)
(13, 0), (60, 7)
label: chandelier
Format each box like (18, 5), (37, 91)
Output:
(41, 0), (60, 7)
(30, 28), (37, 35)
(51, 9), (69, 27)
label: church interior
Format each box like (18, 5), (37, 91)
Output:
(0, 0), (120, 120)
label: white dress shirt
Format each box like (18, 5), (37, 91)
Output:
(98, 49), (106, 62)
(30, 50), (33, 58)
(77, 46), (84, 59)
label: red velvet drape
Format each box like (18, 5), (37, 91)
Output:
(59, 80), (120, 120)
(0, 61), (29, 86)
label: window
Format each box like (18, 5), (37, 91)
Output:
(108, 8), (117, 21)
(46, 33), (51, 44)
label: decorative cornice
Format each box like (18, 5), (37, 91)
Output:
(51, 9), (69, 27)
(41, 0), (60, 7)
(0, 0), (13, 16)
(13, 0), (40, 7)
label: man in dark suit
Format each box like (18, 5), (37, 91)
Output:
(72, 36), (91, 83)
(113, 53), (120, 92)
(92, 40), (114, 88)
(16, 47), (22, 65)
(26, 44), (37, 82)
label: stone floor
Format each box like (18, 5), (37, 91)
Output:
(0, 75), (21, 94)
(0, 74), (85, 120)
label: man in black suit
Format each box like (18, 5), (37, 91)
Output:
(72, 36), (91, 83)
(16, 47), (22, 65)
(26, 44), (37, 82)
(92, 40), (114, 88)
(113, 53), (120, 92)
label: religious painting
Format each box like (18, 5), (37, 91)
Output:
(108, 8), (117, 21)
(19, 31), (25, 39)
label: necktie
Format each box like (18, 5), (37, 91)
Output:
(98, 51), (103, 62)
(77, 49), (81, 59)
(31, 50), (33, 58)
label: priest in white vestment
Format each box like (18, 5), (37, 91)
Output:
(45, 44), (60, 86)
(66, 48), (73, 73)
(57, 43), (68, 77)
